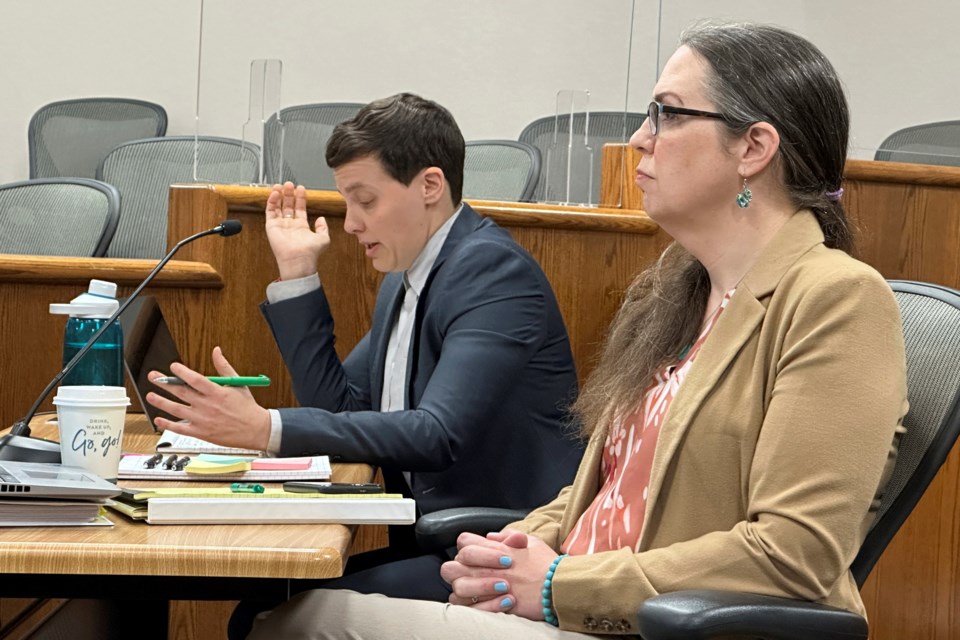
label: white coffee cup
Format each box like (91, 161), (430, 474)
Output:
(53, 386), (130, 481)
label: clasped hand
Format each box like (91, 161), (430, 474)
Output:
(440, 529), (558, 620)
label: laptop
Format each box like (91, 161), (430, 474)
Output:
(118, 296), (182, 431)
(0, 460), (121, 499)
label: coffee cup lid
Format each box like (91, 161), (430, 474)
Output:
(53, 385), (131, 407)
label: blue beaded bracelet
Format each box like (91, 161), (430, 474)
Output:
(542, 554), (568, 627)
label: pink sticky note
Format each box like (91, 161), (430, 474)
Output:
(250, 457), (312, 471)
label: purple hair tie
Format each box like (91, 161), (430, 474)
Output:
(825, 187), (844, 201)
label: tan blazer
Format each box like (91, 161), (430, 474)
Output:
(510, 210), (908, 634)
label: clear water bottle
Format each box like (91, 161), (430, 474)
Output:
(50, 279), (124, 386)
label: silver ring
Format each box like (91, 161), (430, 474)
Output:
(470, 596), (479, 604)
(282, 214), (294, 218)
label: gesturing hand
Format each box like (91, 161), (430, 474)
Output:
(440, 529), (558, 621)
(146, 346), (272, 451)
(265, 181), (330, 280)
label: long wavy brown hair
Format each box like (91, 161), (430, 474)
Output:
(572, 22), (855, 438)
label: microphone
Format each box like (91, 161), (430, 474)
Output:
(0, 219), (243, 463)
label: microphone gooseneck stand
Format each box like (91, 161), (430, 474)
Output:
(0, 220), (243, 463)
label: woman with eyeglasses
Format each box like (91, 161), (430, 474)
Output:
(247, 21), (907, 639)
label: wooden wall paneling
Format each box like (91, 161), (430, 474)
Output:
(843, 159), (960, 640)
(0, 257), (222, 428)
(844, 159), (960, 290)
(600, 142), (644, 210)
(168, 600), (237, 640)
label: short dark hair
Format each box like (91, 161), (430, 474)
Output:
(326, 93), (466, 205)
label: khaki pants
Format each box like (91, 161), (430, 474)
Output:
(248, 589), (614, 640)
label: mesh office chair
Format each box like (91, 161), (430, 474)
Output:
(263, 103), (364, 189)
(28, 98), (168, 179)
(97, 136), (260, 259)
(463, 140), (540, 202)
(416, 280), (960, 640)
(0, 178), (120, 257)
(874, 121), (960, 167)
(518, 111), (646, 204)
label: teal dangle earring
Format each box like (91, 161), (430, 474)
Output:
(736, 178), (752, 208)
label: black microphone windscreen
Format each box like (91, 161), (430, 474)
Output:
(219, 219), (243, 237)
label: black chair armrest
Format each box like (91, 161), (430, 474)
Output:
(415, 507), (530, 551)
(636, 589), (868, 640)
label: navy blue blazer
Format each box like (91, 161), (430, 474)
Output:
(261, 204), (582, 515)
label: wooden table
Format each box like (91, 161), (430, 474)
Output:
(0, 414), (376, 619)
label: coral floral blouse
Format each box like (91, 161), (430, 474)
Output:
(562, 290), (735, 555)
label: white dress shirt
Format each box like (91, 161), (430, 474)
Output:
(262, 205), (463, 455)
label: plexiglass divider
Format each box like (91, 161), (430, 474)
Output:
(541, 90), (593, 206)
(239, 58), (282, 186)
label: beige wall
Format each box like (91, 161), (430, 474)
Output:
(0, 0), (956, 184)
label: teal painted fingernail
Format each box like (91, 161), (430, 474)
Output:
(494, 581), (508, 593)
(499, 556), (512, 567)
(500, 596), (513, 608)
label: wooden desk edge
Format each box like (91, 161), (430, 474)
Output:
(0, 542), (348, 580)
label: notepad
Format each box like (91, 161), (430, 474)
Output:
(117, 454), (331, 481)
(156, 432), (263, 456)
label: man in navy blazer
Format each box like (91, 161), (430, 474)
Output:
(148, 94), (581, 629)
(262, 199), (579, 516)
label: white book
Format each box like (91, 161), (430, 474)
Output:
(146, 496), (416, 525)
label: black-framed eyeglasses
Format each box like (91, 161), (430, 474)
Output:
(647, 100), (726, 136)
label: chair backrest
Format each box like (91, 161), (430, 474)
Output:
(263, 103), (365, 189)
(97, 136), (260, 259)
(0, 178), (120, 257)
(873, 121), (960, 167)
(851, 280), (960, 585)
(518, 111), (646, 204)
(463, 140), (541, 202)
(28, 98), (168, 179)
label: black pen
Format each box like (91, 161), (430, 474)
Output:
(143, 453), (163, 468)
(173, 456), (191, 471)
(162, 454), (179, 469)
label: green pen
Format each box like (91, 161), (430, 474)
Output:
(230, 483), (265, 494)
(155, 375), (272, 387)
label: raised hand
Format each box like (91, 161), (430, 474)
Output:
(265, 181), (331, 280)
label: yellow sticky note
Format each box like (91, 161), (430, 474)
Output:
(183, 459), (252, 474)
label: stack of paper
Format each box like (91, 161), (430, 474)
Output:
(0, 499), (112, 527)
